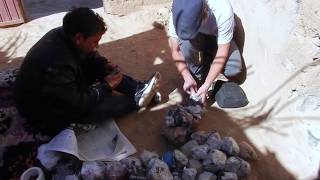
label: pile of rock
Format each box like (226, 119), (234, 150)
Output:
(150, 98), (257, 179)
(161, 99), (206, 146)
(48, 98), (258, 180)
(75, 135), (257, 180)
(113, 98), (258, 180)
(120, 131), (258, 180)
(171, 131), (257, 179)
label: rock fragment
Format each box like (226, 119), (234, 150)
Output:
(198, 171), (217, 180)
(220, 172), (238, 180)
(181, 168), (197, 180)
(220, 137), (240, 156)
(238, 141), (258, 161)
(140, 150), (159, 167)
(147, 159), (173, 180)
(203, 150), (227, 173)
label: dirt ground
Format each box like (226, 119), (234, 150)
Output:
(0, 0), (320, 179)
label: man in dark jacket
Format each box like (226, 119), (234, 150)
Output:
(14, 7), (160, 135)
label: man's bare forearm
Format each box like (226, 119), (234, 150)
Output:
(203, 43), (230, 86)
(169, 37), (192, 79)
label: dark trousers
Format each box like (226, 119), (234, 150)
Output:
(26, 75), (140, 136)
(83, 75), (139, 124)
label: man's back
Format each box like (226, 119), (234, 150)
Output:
(168, 0), (235, 44)
(14, 28), (81, 124)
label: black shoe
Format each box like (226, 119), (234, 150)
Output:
(135, 72), (161, 107)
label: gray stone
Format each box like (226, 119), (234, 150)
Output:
(181, 140), (199, 158)
(80, 161), (106, 180)
(165, 114), (177, 127)
(174, 149), (189, 167)
(191, 145), (209, 160)
(147, 159), (173, 180)
(188, 159), (203, 174)
(165, 106), (194, 127)
(224, 157), (250, 179)
(65, 174), (80, 180)
(181, 99), (206, 121)
(206, 132), (222, 150)
(129, 174), (148, 180)
(178, 108), (194, 126)
(203, 150), (227, 173)
(121, 156), (142, 168)
(105, 161), (129, 179)
(220, 137), (240, 156)
(198, 171), (217, 180)
(0, 68), (18, 88)
(140, 150), (160, 167)
(220, 172), (238, 180)
(182, 168), (197, 180)
(238, 141), (258, 161)
(51, 157), (81, 180)
(120, 156), (143, 174)
(191, 131), (208, 145)
(224, 157), (242, 173)
(172, 171), (182, 180)
(161, 126), (191, 147)
(238, 159), (251, 179)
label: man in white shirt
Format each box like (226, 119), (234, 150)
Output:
(168, 0), (243, 103)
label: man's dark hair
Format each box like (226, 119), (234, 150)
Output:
(63, 7), (107, 38)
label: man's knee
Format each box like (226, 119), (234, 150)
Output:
(224, 59), (246, 84)
(224, 63), (242, 77)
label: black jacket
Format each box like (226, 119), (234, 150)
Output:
(14, 27), (113, 129)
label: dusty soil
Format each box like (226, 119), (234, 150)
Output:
(0, 0), (319, 179)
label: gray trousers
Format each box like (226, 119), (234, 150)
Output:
(180, 33), (243, 84)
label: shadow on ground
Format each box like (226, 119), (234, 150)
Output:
(0, 22), (299, 179)
(97, 28), (295, 180)
(0, 31), (24, 70)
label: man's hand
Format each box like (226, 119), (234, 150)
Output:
(183, 73), (198, 95)
(105, 61), (120, 74)
(104, 72), (123, 88)
(198, 43), (230, 103)
(106, 61), (119, 69)
(195, 82), (211, 103)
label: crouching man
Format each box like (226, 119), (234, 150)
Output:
(14, 7), (160, 136)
